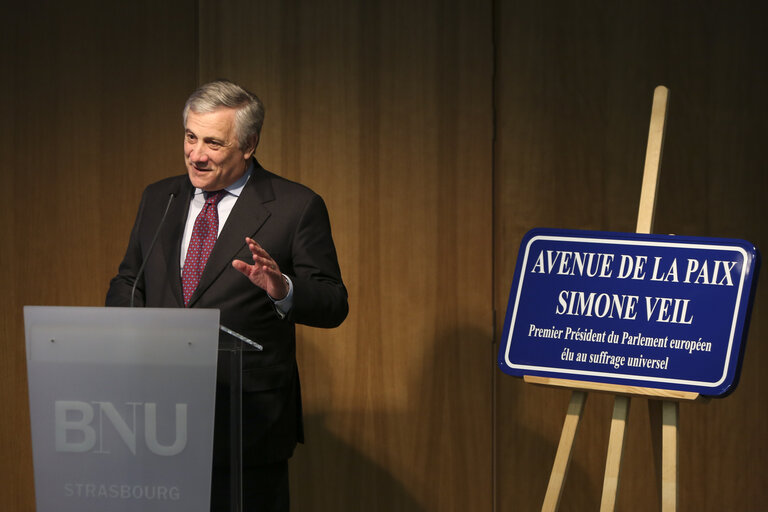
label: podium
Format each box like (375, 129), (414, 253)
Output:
(24, 306), (250, 512)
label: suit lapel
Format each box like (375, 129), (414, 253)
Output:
(186, 163), (274, 307)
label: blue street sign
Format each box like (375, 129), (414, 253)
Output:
(498, 228), (760, 396)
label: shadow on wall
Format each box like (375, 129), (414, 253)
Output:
(291, 411), (425, 512)
(284, 326), (508, 512)
(289, 338), (425, 512)
(497, 377), (610, 510)
(499, 396), (608, 510)
(289, 325), (495, 511)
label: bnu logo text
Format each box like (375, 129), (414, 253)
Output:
(55, 401), (188, 456)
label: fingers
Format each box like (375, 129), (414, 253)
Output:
(245, 237), (280, 273)
(245, 237), (267, 257)
(232, 238), (289, 299)
(231, 259), (252, 276)
(231, 257), (276, 279)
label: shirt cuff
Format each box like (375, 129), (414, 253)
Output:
(271, 274), (294, 318)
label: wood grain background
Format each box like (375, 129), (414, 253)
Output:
(1, 1), (765, 510)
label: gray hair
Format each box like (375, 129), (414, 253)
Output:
(183, 80), (265, 150)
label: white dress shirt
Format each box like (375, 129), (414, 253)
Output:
(180, 164), (293, 315)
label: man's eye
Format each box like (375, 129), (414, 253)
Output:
(208, 141), (222, 149)
(185, 133), (196, 142)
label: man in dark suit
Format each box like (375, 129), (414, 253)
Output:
(106, 80), (348, 511)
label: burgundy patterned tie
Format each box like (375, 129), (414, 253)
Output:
(182, 190), (226, 306)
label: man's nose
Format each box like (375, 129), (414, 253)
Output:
(188, 144), (208, 163)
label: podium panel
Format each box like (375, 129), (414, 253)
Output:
(24, 306), (220, 512)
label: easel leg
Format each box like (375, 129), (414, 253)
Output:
(542, 390), (587, 512)
(649, 399), (663, 504)
(600, 396), (631, 511)
(661, 401), (679, 511)
(650, 400), (679, 511)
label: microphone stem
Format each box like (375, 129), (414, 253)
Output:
(130, 192), (176, 307)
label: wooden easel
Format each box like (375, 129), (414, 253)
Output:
(527, 86), (698, 511)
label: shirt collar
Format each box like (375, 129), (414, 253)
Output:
(193, 160), (253, 198)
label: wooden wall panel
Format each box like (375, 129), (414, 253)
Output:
(198, 1), (494, 510)
(0, 2), (197, 509)
(495, 1), (768, 510)
(7, 1), (766, 511)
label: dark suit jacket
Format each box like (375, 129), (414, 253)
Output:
(106, 160), (348, 465)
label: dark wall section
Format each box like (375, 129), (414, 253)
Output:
(495, 2), (768, 510)
(1, 3), (197, 510)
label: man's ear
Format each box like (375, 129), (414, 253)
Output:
(244, 135), (259, 159)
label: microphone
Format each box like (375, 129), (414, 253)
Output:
(129, 189), (264, 352)
(130, 192), (177, 307)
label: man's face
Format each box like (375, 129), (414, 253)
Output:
(184, 108), (256, 191)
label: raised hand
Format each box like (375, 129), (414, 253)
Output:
(232, 237), (289, 300)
